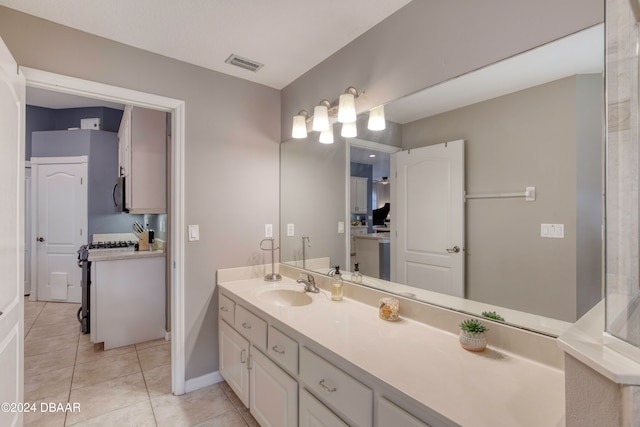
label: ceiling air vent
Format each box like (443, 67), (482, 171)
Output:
(225, 54), (264, 72)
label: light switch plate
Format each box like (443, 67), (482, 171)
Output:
(287, 223), (295, 237)
(188, 225), (200, 241)
(541, 224), (564, 238)
(265, 224), (273, 238)
(338, 221), (345, 234)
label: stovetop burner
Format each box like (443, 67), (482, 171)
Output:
(88, 240), (137, 250)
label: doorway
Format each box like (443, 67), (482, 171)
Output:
(22, 67), (187, 395)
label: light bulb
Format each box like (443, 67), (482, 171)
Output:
(319, 124), (334, 144)
(338, 93), (356, 123)
(368, 105), (386, 131)
(292, 114), (307, 139)
(312, 104), (329, 132)
(341, 121), (357, 138)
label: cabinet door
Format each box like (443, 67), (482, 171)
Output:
(250, 348), (298, 427)
(300, 388), (348, 427)
(350, 177), (368, 214)
(377, 397), (430, 427)
(129, 106), (166, 213)
(219, 320), (250, 407)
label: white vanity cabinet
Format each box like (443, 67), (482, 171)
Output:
(376, 397), (430, 427)
(118, 105), (167, 214)
(218, 299), (298, 426)
(350, 176), (368, 214)
(300, 347), (373, 427)
(300, 388), (349, 427)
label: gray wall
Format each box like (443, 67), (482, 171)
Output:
(281, 0), (604, 140)
(0, 7), (280, 380)
(401, 76), (602, 322)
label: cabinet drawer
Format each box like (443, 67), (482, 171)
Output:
(300, 347), (372, 427)
(219, 294), (235, 324)
(268, 325), (299, 375)
(376, 397), (430, 427)
(235, 305), (267, 350)
(300, 388), (348, 427)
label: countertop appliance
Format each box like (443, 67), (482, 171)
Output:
(76, 235), (138, 334)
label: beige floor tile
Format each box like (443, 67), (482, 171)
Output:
(236, 407), (259, 427)
(142, 364), (172, 398)
(221, 386), (245, 411)
(138, 342), (171, 372)
(66, 400), (156, 427)
(192, 410), (248, 427)
(24, 300), (46, 318)
(25, 333), (79, 358)
(78, 333), (92, 346)
(151, 384), (234, 427)
(66, 372), (149, 425)
(24, 365), (73, 402)
(27, 320), (79, 341)
(75, 341), (135, 364)
(72, 352), (142, 390)
(22, 390), (69, 427)
(25, 347), (77, 377)
(135, 338), (168, 351)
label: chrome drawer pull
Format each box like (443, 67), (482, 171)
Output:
(271, 345), (285, 354)
(319, 379), (336, 393)
(220, 306), (229, 312)
(242, 322), (252, 330)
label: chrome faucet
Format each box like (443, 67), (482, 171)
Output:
(296, 274), (320, 293)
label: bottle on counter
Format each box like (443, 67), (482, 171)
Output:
(351, 262), (363, 284)
(331, 265), (343, 301)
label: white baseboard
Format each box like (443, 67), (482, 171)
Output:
(184, 371), (224, 393)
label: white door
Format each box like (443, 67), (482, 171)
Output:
(25, 165), (31, 295)
(0, 36), (26, 427)
(391, 140), (465, 297)
(32, 157), (87, 303)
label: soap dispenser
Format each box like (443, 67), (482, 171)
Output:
(351, 262), (363, 284)
(331, 265), (343, 301)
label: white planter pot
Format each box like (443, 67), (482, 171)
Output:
(459, 330), (487, 352)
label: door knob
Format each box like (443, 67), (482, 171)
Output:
(37, 237), (45, 242)
(446, 246), (460, 253)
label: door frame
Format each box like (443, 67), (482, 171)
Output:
(31, 155), (88, 303)
(21, 67), (187, 395)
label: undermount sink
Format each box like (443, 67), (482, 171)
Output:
(254, 285), (313, 307)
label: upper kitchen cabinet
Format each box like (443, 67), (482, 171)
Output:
(118, 105), (167, 214)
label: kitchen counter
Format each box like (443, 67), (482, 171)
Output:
(89, 249), (165, 262)
(218, 273), (565, 427)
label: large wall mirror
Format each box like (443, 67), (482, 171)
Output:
(280, 24), (604, 336)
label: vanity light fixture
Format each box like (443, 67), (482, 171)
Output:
(341, 121), (357, 138)
(368, 105), (386, 131)
(319, 124), (334, 144)
(338, 87), (359, 123)
(292, 110), (309, 139)
(312, 100), (331, 132)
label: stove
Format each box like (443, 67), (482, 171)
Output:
(76, 233), (140, 334)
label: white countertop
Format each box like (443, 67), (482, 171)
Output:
(89, 249), (165, 262)
(219, 276), (565, 427)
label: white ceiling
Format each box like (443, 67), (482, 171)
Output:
(0, 0), (411, 90)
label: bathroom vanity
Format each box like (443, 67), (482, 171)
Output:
(218, 264), (564, 427)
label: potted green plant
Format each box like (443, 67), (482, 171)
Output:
(482, 311), (505, 322)
(459, 318), (488, 352)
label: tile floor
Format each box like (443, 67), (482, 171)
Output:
(23, 297), (258, 426)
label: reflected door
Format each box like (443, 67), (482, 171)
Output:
(391, 140), (465, 297)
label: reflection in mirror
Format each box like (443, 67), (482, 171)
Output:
(280, 24), (604, 336)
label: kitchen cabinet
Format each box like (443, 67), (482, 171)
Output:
(118, 105), (167, 214)
(219, 303), (298, 426)
(350, 176), (368, 214)
(92, 255), (165, 349)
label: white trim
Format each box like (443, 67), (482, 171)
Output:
(185, 370), (224, 393)
(30, 155), (88, 165)
(349, 137), (402, 154)
(21, 67), (187, 395)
